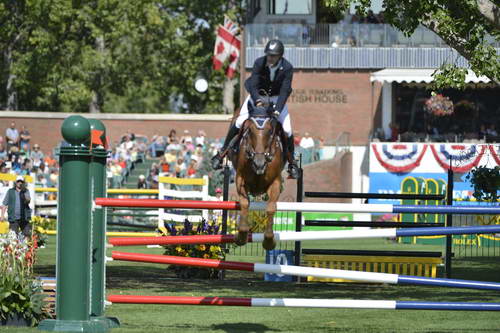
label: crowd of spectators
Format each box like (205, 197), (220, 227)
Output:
(1, 122), (327, 195)
(1, 121), (59, 200)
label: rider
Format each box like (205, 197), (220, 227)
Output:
(211, 39), (300, 179)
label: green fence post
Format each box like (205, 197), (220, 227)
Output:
(89, 119), (120, 328)
(39, 116), (108, 332)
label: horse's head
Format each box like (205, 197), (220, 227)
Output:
(244, 105), (277, 175)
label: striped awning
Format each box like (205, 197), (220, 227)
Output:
(370, 68), (491, 83)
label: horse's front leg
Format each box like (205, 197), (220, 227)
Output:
(262, 179), (281, 250)
(235, 175), (250, 246)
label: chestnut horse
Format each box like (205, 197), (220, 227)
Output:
(229, 104), (285, 250)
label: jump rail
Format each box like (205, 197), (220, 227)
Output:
(110, 251), (500, 291)
(304, 220), (446, 228)
(305, 192), (445, 200)
(94, 198), (500, 215)
(107, 226), (500, 246)
(107, 295), (500, 311)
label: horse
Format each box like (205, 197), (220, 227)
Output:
(228, 101), (286, 250)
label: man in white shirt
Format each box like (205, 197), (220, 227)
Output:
(5, 122), (19, 151)
(299, 132), (315, 149)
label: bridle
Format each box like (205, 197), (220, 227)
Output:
(244, 115), (279, 165)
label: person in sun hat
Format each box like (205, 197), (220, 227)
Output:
(1, 176), (32, 237)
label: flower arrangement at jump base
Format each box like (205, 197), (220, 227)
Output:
(30, 216), (56, 248)
(424, 92), (454, 117)
(161, 219), (225, 279)
(0, 231), (48, 327)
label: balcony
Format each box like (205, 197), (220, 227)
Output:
(245, 24), (500, 69)
(246, 23), (500, 48)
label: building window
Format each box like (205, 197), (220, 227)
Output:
(268, 0), (312, 15)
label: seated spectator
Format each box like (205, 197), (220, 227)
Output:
(478, 124), (487, 139)
(195, 130), (206, 147)
(166, 138), (181, 151)
(49, 170), (59, 187)
(149, 135), (166, 158)
(486, 124), (498, 137)
(30, 144), (44, 167)
(174, 157), (186, 178)
(164, 150), (177, 166)
(137, 174), (148, 189)
(186, 160), (197, 178)
(0, 143), (7, 161)
(19, 158), (32, 176)
(180, 130), (192, 145)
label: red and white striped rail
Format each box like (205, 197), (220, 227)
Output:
(107, 295), (500, 311)
(94, 198), (500, 214)
(110, 251), (500, 291)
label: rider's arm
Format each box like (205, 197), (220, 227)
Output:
(275, 67), (293, 113)
(245, 57), (265, 105)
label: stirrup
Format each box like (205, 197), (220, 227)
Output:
(287, 162), (299, 179)
(210, 152), (224, 170)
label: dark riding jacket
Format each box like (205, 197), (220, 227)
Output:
(244, 56), (293, 113)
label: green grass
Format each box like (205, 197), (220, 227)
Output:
(2, 236), (500, 333)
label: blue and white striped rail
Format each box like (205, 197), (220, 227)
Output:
(108, 226), (500, 246)
(108, 295), (500, 311)
(254, 202), (500, 215)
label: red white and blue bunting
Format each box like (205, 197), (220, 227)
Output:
(430, 144), (486, 172)
(489, 144), (500, 165)
(371, 144), (428, 173)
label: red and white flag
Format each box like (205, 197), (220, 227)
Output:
(213, 16), (241, 78)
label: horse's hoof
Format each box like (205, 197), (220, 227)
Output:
(262, 237), (276, 251)
(235, 231), (248, 246)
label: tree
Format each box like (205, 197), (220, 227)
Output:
(324, 0), (500, 89)
(0, 0), (235, 113)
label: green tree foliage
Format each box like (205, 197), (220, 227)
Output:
(0, 0), (236, 113)
(324, 0), (500, 89)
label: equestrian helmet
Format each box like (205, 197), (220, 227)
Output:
(264, 39), (284, 56)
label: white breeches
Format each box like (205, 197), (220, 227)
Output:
(235, 95), (292, 137)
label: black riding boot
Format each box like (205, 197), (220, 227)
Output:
(286, 135), (299, 179)
(211, 124), (240, 170)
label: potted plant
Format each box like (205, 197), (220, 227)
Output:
(0, 231), (48, 327)
(424, 92), (454, 117)
(466, 166), (500, 202)
(162, 219), (225, 279)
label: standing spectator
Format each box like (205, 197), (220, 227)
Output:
(137, 175), (148, 189)
(168, 129), (177, 144)
(210, 187), (224, 221)
(299, 132), (315, 150)
(19, 125), (31, 152)
(293, 132), (301, 146)
(5, 121), (20, 151)
(1, 176), (32, 237)
(30, 144), (44, 167)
